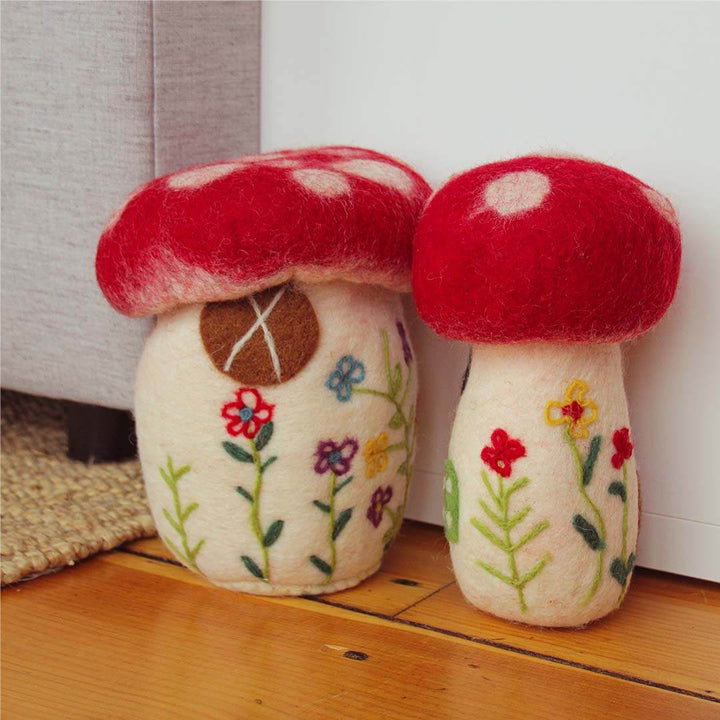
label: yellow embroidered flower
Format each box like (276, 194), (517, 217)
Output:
(364, 432), (389, 478)
(545, 379), (598, 439)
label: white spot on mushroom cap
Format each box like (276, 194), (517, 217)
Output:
(291, 168), (351, 197)
(332, 159), (415, 195)
(167, 163), (243, 190)
(483, 170), (551, 216)
(640, 186), (679, 228)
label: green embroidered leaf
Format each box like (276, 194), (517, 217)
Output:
(162, 535), (183, 561)
(390, 363), (402, 396)
(389, 411), (404, 429)
(174, 464), (191, 480)
(407, 404), (416, 432)
(511, 520), (550, 552)
(188, 538), (205, 560)
(261, 456), (278, 473)
(334, 476), (353, 495)
(477, 560), (514, 586)
(180, 502), (199, 522)
(443, 459), (460, 543)
(223, 441), (253, 463)
(573, 514), (605, 551)
(162, 508), (182, 534)
(309, 555), (332, 575)
(255, 421), (274, 452)
(471, 518), (509, 551)
(241, 555), (264, 579)
(518, 554), (552, 587)
(159, 467), (173, 488)
(313, 500), (331, 513)
(610, 558), (628, 586)
(608, 481), (627, 502)
(479, 499), (504, 529)
(582, 436), (602, 486)
(236, 486), (254, 502)
(397, 460), (409, 476)
(481, 470), (502, 510)
(332, 508), (353, 540)
(263, 520), (284, 548)
(506, 505), (531, 531)
(628, 551), (636, 571)
(504, 476), (530, 498)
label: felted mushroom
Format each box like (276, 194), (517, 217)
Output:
(412, 155), (681, 626)
(96, 146), (430, 594)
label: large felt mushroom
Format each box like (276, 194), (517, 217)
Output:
(96, 146), (431, 594)
(413, 155), (681, 626)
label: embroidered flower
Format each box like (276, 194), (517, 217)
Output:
(221, 387), (274, 439)
(367, 486), (393, 528)
(364, 432), (389, 478)
(480, 429), (526, 478)
(314, 437), (358, 476)
(396, 321), (412, 365)
(545, 379), (598, 439)
(326, 355), (366, 402)
(611, 427), (633, 469)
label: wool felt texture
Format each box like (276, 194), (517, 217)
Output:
(96, 146), (432, 317)
(135, 281), (418, 595)
(447, 343), (638, 627)
(412, 155), (682, 344)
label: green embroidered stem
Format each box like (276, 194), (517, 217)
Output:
(471, 470), (551, 613)
(621, 462), (628, 563)
(159, 457), (205, 572)
(249, 438), (270, 582)
(324, 472), (338, 585)
(565, 428), (606, 606)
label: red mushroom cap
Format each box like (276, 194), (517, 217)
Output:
(412, 155), (681, 344)
(96, 146), (431, 317)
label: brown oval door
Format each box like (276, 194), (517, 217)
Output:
(200, 284), (320, 386)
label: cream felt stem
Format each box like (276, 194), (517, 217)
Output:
(447, 342), (639, 627)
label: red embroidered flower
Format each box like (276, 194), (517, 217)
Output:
(611, 427), (633, 469)
(221, 387), (274, 439)
(367, 486), (393, 528)
(480, 429), (526, 478)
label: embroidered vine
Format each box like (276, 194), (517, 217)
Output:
(546, 379), (605, 606)
(159, 457), (205, 571)
(470, 430), (551, 613)
(609, 427), (636, 602)
(221, 387), (282, 582)
(443, 459), (460, 543)
(310, 438), (357, 582)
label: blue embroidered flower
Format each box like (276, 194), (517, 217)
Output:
(326, 355), (366, 402)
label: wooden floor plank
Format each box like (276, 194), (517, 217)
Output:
(123, 521), (455, 616)
(399, 570), (720, 701)
(3, 555), (717, 720)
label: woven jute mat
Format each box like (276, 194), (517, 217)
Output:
(1, 390), (155, 586)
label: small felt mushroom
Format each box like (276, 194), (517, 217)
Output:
(412, 155), (681, 626)
(96, 146), (430, 594)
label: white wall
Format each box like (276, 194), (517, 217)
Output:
(262, 1), (720, 580)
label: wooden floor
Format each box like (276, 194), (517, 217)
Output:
(2, 522), (719, 719)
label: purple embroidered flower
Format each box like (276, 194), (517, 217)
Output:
(367, 486), (393, 528)
(396, 321), (412, 365)
(314, 437), (358, 476)
(326, 355), (366, 402)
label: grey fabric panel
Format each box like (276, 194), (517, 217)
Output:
(1, 1), (261, 410)
(153, 0), (260, 173)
